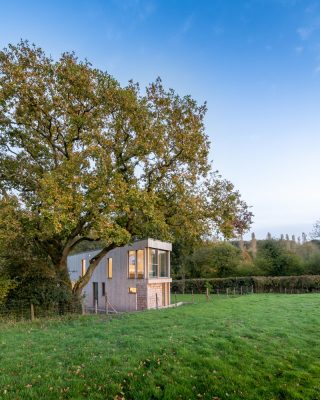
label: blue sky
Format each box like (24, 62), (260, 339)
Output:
(1, 0), (320, 239)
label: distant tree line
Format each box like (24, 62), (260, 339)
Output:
(171, 234), (320, 280)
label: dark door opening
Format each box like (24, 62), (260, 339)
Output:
(93, 282), (98, 307)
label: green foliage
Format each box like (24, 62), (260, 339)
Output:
(173, 236), (320, 280)
(304, 252), (320, 274)
(0, 276), (16, 305)
(0, 295), (320, 399)
(172, 275), (320, 293)
(182, 241), (244, 278)
(5, 277), (77, 311)
(234, 260), (263, 276)
(255, 240), (303, 276)
(204, 280), (213, 293)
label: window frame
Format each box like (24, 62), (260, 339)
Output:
(128, 250), (136, 279)
(148, 248), (158, 278)
(81, 259), (86, 277)
(159, 249), (169, 278)
(128, 249), (145, 279)
(107, 258), (113, 279)
(147, 248), (169, 278)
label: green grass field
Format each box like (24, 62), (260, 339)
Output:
(1, 294), (320, 400)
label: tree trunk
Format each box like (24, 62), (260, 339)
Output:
(56, 259), (73, 288)
(72, 243), (117, 297)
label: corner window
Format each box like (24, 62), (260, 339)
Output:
(159, 250), (168, 277)
(148, 249), (169, 278)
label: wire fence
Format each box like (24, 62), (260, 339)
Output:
(0, 298), (122, 323)
(171, 275), (320, 295)
(0, 302), (82, 323)
(170, 286), (320, 306)
(1, 287), (320, 323)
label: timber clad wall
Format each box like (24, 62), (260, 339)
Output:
(136, 281), (148, 310)
(67, 239), (172, 312)
(147, 283), (163, 308)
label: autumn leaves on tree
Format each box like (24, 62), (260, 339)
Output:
(0, 41), (252, 297)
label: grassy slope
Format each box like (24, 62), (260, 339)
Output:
(0, 294), (320, 400)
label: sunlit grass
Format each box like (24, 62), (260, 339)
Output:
(0, 294), (319, 399)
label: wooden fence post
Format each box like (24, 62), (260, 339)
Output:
(105, 292), (108, 315)
(216, 288), (219, 296)
(233, 287), (236, 296)
(206, 287), (209, 301)
(251, 285), (254, 294)
(30, 303), (35, 321)
(175, 292), (177, 307)
(226, 288), (229, 297)
(81, 299), (85, 315)
(240, 286), (243, 295)
(156, 293), (159, 309)
(95, 299), (98, 314)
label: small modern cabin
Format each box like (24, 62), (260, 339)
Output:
(67, 239), (172, 312)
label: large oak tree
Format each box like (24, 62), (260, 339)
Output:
(0, 41), (252, 297)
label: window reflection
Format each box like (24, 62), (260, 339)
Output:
(137, 250), (144, 279)
(149, 248), (158, 277)
(159, 250), (168, 277)
(128, 251), (136, 279)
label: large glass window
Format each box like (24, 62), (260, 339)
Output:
(128, 250), (144, 279)
(148, 249), (169, 278)
(128, 251), (136, 279)
(159, 250), (168, 277)
(137, 250), (144, 279)
(149, 249), (158, 278)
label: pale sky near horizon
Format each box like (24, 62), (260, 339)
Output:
(0, 0), (319, 240)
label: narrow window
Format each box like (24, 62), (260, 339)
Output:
(149, 249), (158, 278)
(137, 250), (144, 279)
(128, 287), (137, 294)
(102, 282), (106, 296)
(107, 258), (113, 279)
(128, 251), (136, 279)
(81, 259), (86, 276)
(159, 250), (168, 277)
(93, 282), (98, 306)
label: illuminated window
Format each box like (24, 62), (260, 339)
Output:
(137, 250), (144, 279)
(149, 249), (158, 278)
(128, 251), (136, 279)
(81, 259), (86, 276)
(107, 258), (113, 279)
(128, 287), (137, 294)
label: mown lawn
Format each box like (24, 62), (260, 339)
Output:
(0, 294), (320, 400)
